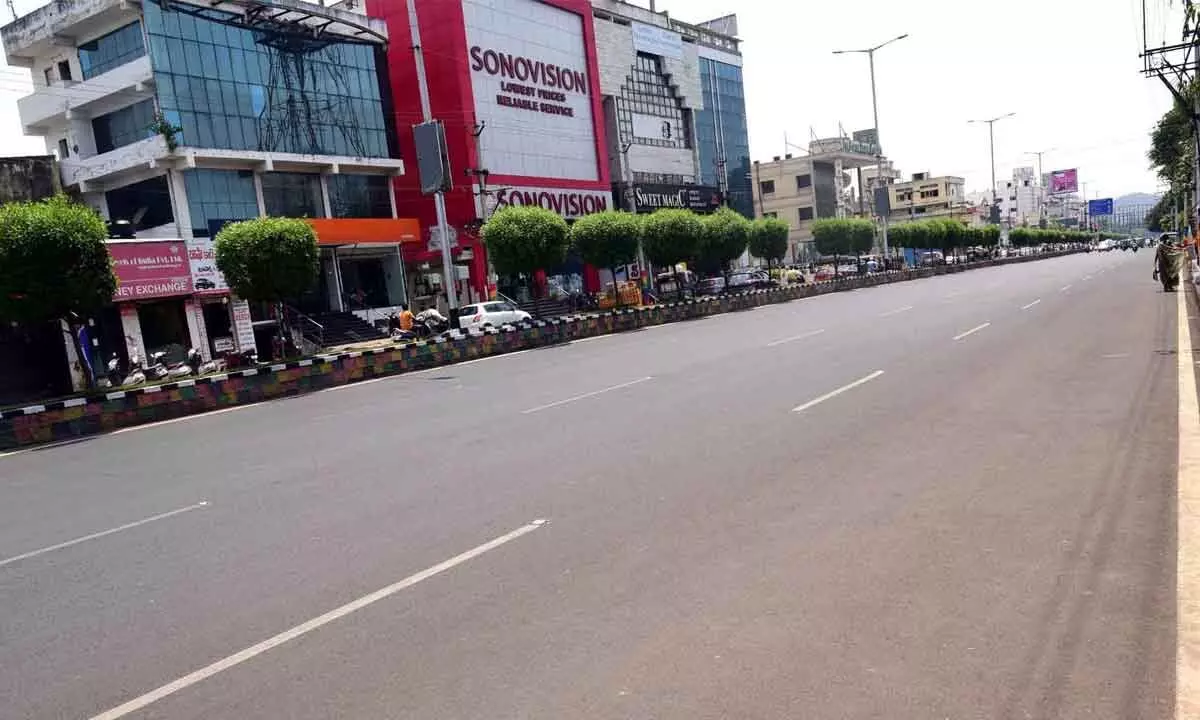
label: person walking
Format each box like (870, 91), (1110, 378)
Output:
(1154, 234), (1185, 292)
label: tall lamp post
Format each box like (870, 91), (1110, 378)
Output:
(968, 112), (1015, 205)
(833, 33), (908, 257)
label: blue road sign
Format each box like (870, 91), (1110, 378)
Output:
(1088, 198), (1114, 216)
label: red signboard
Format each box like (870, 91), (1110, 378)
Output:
(108, 240), (191, 301)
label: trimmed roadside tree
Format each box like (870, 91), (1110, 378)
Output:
(748, 216), (789, 269)
(481, 205), (570, 298)
(570, 210), (641, 307)
(812, 218), (874, 277)
(695, 207), (751, 279)
(215, 217), (320, 303)
(0, 195), (117, 387)
(215, 217), (319, 358)
(642, 208), (703, 299)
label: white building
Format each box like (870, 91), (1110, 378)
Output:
(590, 0), (730, 215)
(2, 0), (409, 373)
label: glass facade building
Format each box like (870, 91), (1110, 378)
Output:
(92, 98), (156, 153)
(141, 0), (394, 158)
(184, 169), (259, 237)
(78, 21), (146, 79)
(696, 55), (752, 219)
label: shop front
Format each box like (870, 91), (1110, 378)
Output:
(185, 235), (256, 361)
(107, 239), (196, 366)
(306, 217), (423, 323)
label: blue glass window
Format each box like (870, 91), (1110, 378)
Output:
(142, 1), (392, 157)
(262, 173), (324, 218)
(78, 22), (146, 79)
(328, 175), (393, 218)
(697, 56), (752, 219)
(184, 169), (259, 237)
(92, 99), (156, 154)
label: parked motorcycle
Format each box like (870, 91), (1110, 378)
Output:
(414, 308), (449, 337)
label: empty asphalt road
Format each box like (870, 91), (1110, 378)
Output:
(0, 251), (1183, 719)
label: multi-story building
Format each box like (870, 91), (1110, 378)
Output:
(591, 0), (723, 217)
(751, 137), (883, 262)
(887, 173), (967, 222)
(694, 14), (751, 219)
(997, 166), (1042, 226)
(370, 0), (612, 303)
(2, 0), (411, 369)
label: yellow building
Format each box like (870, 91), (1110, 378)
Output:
(888, 173), (969, 221)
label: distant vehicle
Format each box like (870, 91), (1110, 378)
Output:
(458, 301), (531, 330)
(695, 276), (727, 296)
(727, 270), (776, 291)
(194, 278), (217, 290)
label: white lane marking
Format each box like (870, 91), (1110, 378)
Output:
(1060, 284), (1072, 292)
(1083, 274), (1094, 281)
(943, 291), (962, 300)
(89, 519), (548, 720)
(1176, 287), (1200, 719)
(766, 328), (826, 348)
(791, 370), (885, 413)
(953, 323), (991, 341)
(0, 501), (209, 569)
(1101, 353), (1131, 359)
(1021, 299), (1042, 310)
(522, 377), (653, 414)
(879, 305), (914, 318)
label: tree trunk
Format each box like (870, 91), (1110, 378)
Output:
(610, 266), (622, 309)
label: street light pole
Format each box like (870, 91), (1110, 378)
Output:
(969, 112), (1015, 225)
(833, 33), (908, 259)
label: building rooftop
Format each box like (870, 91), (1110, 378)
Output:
(2, 0), (387, 64)
(590, 0), (740, 54)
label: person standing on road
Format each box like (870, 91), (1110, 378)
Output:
(1154, 235), (1184, 292)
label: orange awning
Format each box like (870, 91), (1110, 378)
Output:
(306, 218), (421, 246)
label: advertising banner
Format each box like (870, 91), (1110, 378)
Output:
(186, 237), (229, 295)
(489, 185), (611, 219)
(464, 0), (599, 182)
(620, 183), (723, 214)
(1048, 168), (1079, 195)
(1087, 198), (1114, 216)
(109, 240), (191, 301)
(231, 299), (257, 354)
(631, 21), (683, 59)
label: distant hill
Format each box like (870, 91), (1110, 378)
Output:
(1114, 192), (1160, 209)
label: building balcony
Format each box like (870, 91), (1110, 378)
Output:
(17, 54), (153, 133)
(1, 0), (138, 66)
(61, 134), (405, 191)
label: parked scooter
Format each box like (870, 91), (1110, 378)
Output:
(121, 355), (147, 387)
(95, 353), (124, 389)
(145, 350), (171, 381)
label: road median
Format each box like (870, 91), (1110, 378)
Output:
(0, 251), (1077, 450)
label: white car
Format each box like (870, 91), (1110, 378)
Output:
(458, 301), (532, 330)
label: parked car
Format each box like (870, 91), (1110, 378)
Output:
(695, 276), (727, 296)
(727, 270), (777, 291)
(458, 301), (532, 330)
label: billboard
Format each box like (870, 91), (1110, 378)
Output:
(186, 236), (229, 295)
(108, 240), (191, 301)
(464, 0), (598, 181)
(1087, 198), (1114, 216)
(1048, 168), (1079, 195)
(631, 21), (682, 59)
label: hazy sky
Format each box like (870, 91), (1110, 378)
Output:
(0, 0), (1180, 200)
(653, 0), (1177, 200)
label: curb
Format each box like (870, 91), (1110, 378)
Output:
(0, 251), (1078, 449)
